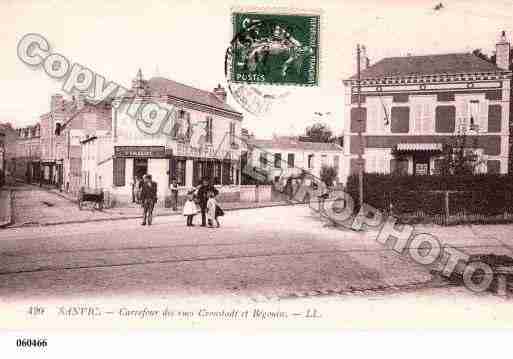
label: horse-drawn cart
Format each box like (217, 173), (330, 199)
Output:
(78, 187), (104, 210)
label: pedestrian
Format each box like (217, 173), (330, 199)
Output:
(196, 177), (219, 227)
(134, 176), (143, 204)
(183, 191), (198, 226)
(169, 178), (179, 211)
(140, 174), (157, 226)
(215, 196), (224, 227)
(206, 191), (218, 227)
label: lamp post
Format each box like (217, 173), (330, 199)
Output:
(0, 132), (5, 186)
(356, 44), (364, 209)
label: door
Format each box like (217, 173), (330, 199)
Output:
(133, 158), (148, 180)
(413, 154), (430, 176)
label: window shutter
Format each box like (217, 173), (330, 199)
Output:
(113, 158), (126, 187)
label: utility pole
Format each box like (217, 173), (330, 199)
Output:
(356, 44), (364, 209)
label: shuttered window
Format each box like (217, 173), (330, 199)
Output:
(350, 107), (367, 133)
(435, 105), (456, 133)
(391, 107), (410, 133)
(113, 158), (126, 187)
(488, 105), (502, 133)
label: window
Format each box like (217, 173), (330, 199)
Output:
(485, 90), (502, 101)
(469, 100), (479, 130)
(287, 153), (295, 168)
(391, 107), (410, 133)
(229, 122), (236, 145)
(274, 153), (282, 168)
(435, 105), (455, 133)
(488, 105), (502, 133)
(259, 152), (268, 167)
(487, 160), (501, 174)
(350, 107), (367, 133)
(333, 155), (340, 169)
(393, 94), (409, 103)
(437, 93), (455, 102)
(321, 154), (327, 166)
(169, 158), (186, 185)
(113, 158), (125, 186)
(351, 94), (366, 104)
(390, 158), (408, 175)
(308, 154), (314, 169)
(206, 117), (213, 143)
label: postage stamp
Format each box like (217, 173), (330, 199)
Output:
(230, 9), (320, 86)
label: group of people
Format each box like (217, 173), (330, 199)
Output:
(134, 175), (224, 228)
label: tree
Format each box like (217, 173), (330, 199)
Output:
(435, 128), (483, 176)
(304, 122), (333, 143)
(320, 165), (338, 187)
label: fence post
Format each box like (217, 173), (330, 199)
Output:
(444, 191), (450, 225)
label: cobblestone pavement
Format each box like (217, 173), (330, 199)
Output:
(10, 184), (288, 226)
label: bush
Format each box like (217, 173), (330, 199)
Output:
(346, 173), (513, 218)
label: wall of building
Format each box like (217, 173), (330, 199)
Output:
(344, 74), (512, 178)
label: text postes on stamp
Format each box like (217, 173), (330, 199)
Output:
(230, 11), (320, 86)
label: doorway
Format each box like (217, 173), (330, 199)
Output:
(133, 158), (148, 180)
(413, 154), (430, 176)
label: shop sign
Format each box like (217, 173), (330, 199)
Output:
(114, 146), (167, 158)
(176, 143), (233, 160)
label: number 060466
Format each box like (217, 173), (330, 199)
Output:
(16, 338), (47, 348)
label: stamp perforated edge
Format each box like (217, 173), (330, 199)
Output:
(228, 5), (323, 87)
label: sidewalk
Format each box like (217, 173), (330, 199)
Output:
(0, 189), (13, 227)
(9, 183), (294, 227)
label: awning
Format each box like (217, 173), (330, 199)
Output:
(395, 143), (443, 152)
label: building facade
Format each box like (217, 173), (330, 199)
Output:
(14, 124), (41, 182)
(81, 71), (243, 204)
(0, 123), (18, 180)
(244, 136), (344, 185)
(40, 93), (111, 194)
(343, 33), (512, 180)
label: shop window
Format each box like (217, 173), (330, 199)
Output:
(113, 158), (125, 187)
(287, 153), (294, 168)
(391, 107), (410, 133)
(213, 161), (222, 184)
(435, 105), (456, 133)
(169, 158), (186, 186)
(222, 161), (232, 185)
(274, 153), (282, 168)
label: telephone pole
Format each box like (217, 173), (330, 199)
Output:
(357, 44), (364, 209)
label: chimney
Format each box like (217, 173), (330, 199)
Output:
(50, 94), (64, 112)
(213, 84), (227, 102)
(360, 45), (370, 70)
(496, 31), (510, 70)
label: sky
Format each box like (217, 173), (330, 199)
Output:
(0, 0), (512, 138)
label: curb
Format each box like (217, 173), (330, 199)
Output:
(9, 201), (298, 228)
(0, 190), (14, 228)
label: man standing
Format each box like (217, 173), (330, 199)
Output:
(169, 178), (179, 211)
(140, 174), (157, 226)
(196, 177), (218, 227)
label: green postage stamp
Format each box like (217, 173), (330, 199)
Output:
(230, 9), (320, 86)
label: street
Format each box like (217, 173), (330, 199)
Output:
(1, 202), (436, 301)
(2, 188), (513, 329)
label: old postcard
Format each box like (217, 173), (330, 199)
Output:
(1, 0), (513, 356)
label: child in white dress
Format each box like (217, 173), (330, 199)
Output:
(183, 191), (198, 226)
(206, 191), (218, 228)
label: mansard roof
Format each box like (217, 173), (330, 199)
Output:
(350, 53), (506, 80)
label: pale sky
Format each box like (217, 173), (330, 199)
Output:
(1, 0), (512, 138)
